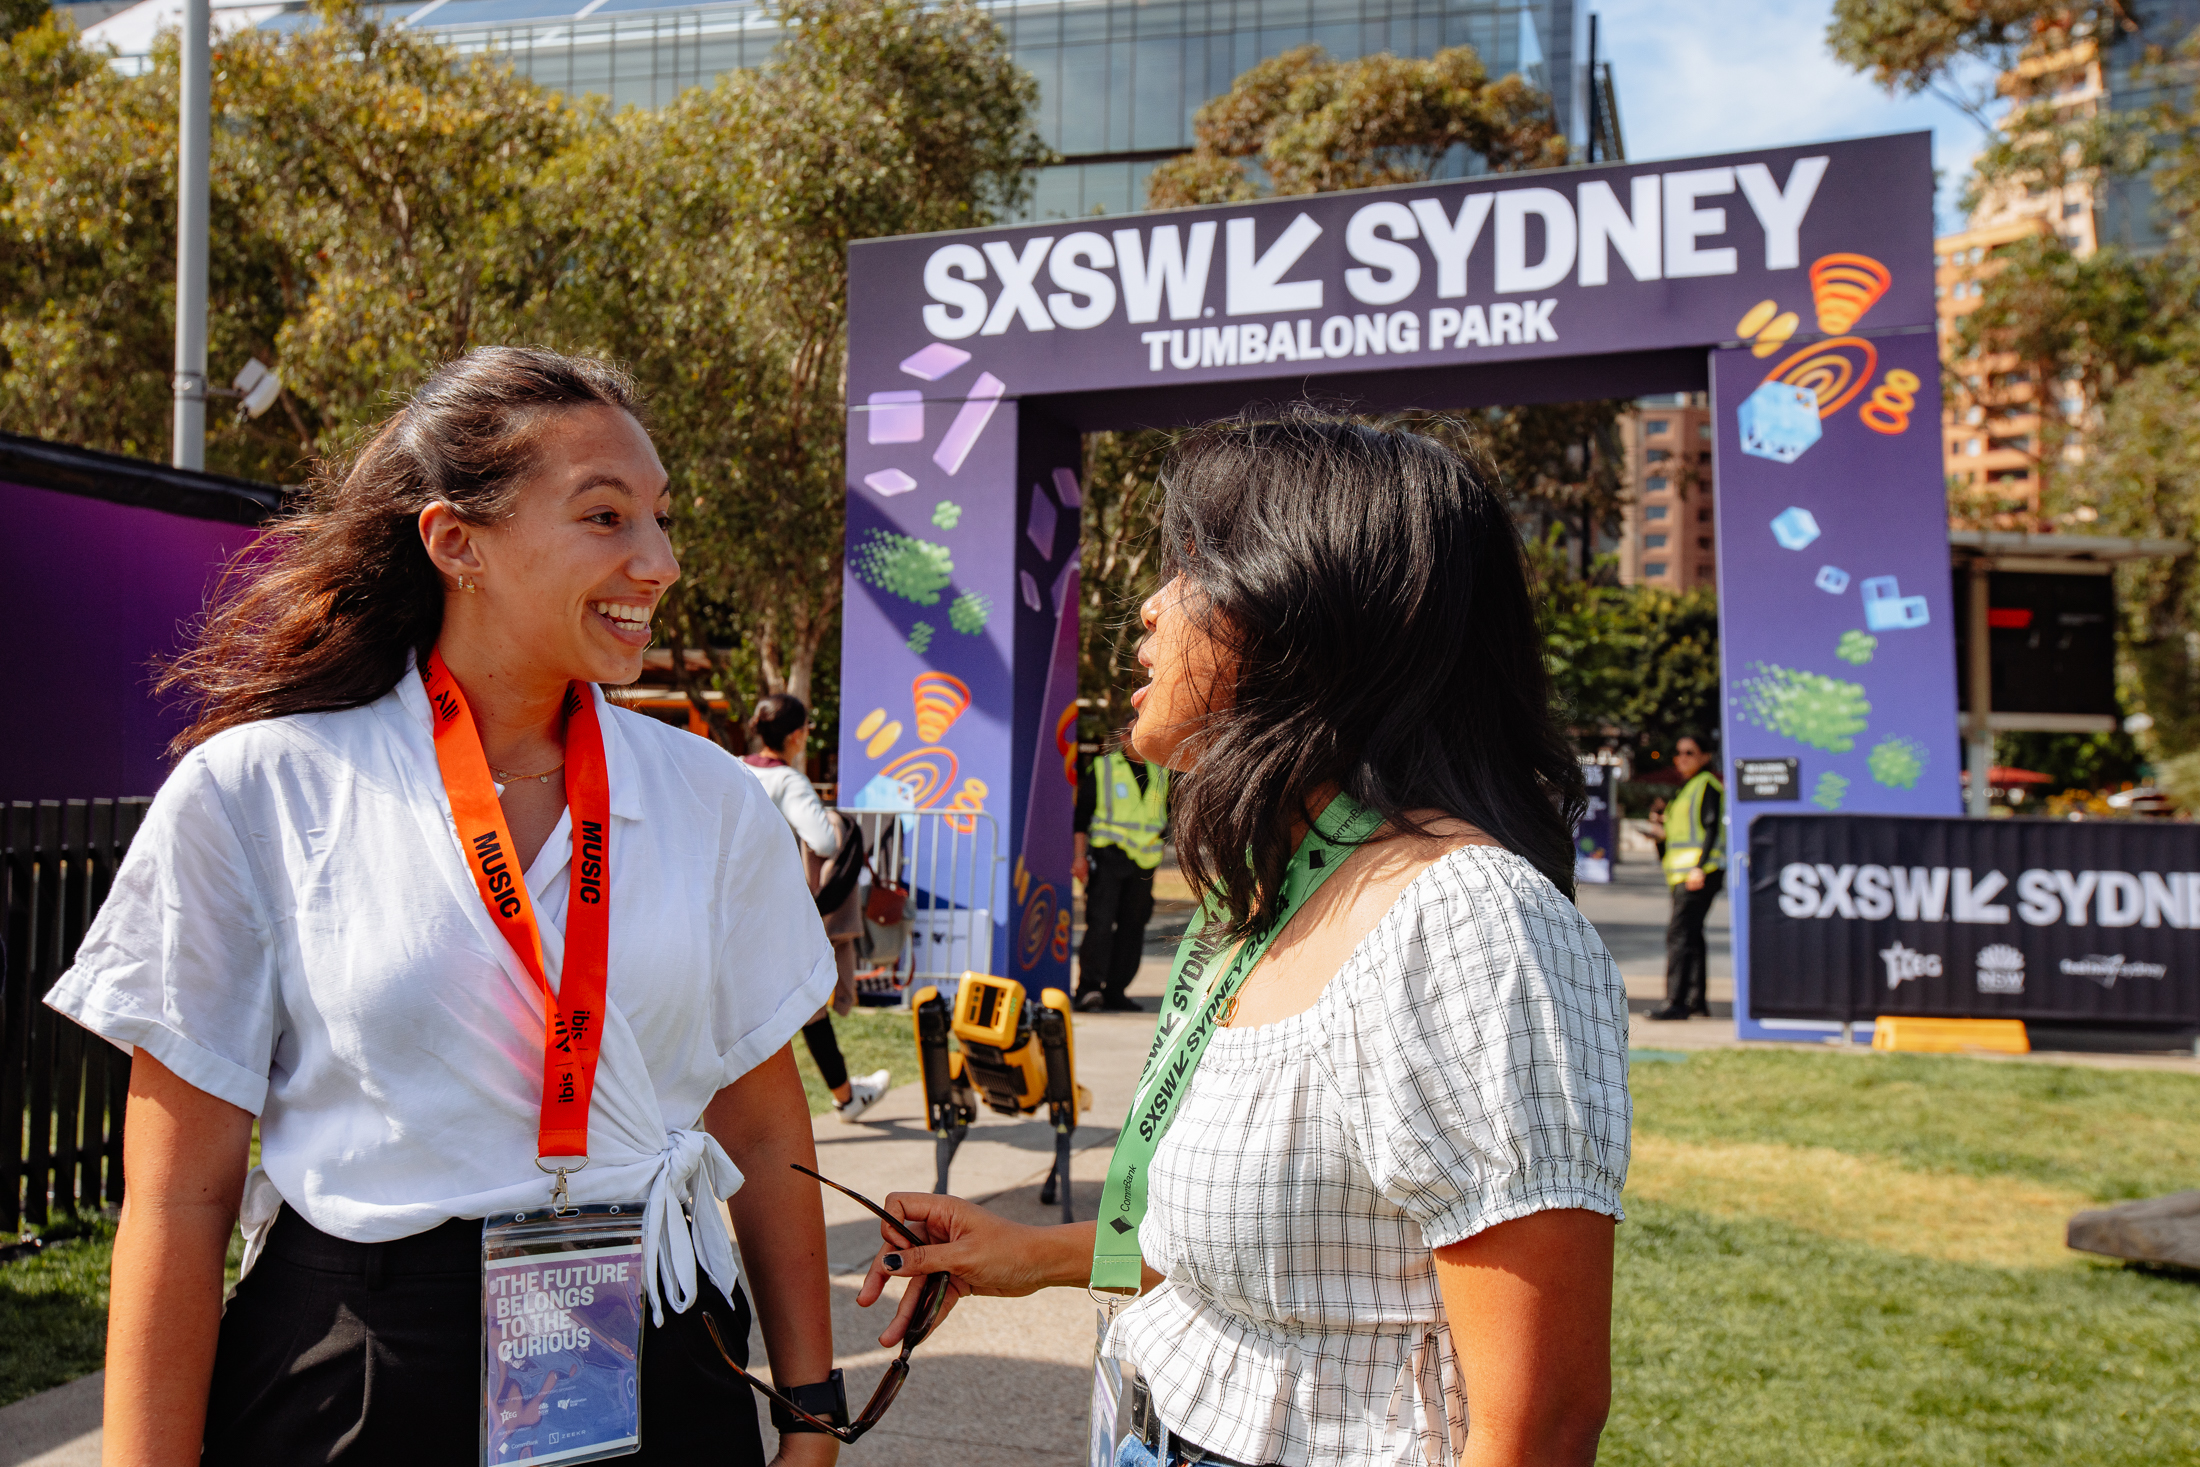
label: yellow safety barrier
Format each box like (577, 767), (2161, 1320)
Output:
(1871, 1016), (2030, 1055)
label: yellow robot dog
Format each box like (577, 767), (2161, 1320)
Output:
(910, 973), (1089, 1221)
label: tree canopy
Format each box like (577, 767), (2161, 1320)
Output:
(0, 0), (1044, 743)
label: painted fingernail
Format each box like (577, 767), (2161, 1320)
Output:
(884, 1253), (904, 1270)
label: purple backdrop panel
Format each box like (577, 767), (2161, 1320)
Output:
(848, 133), (1934, 414)
(1006, 420), (1082, 992)
(2, 479), (253, 800)
(841, 380), (1023, 977)
(1711, 332), (1962, 1042)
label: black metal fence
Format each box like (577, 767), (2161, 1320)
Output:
(3, 799), (148, 1233)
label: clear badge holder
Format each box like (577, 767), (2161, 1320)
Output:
(1091, 1307), (1169, 1467)
(481, 1201), (648, 1467)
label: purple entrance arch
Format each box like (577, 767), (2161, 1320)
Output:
(841, 131), (1961, 1040)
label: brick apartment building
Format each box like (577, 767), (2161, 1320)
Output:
(1616, 393), (1715, 590)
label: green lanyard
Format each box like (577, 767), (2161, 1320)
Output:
(1090, 792), (1385, 1289)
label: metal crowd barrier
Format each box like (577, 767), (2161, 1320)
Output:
(837, 807), (1001, 1006)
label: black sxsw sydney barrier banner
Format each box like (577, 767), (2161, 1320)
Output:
(1749, 814), (2200, 1026)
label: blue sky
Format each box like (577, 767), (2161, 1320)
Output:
(1591, 1), (2002, 234)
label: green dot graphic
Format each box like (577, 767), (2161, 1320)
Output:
(932, 500), (962, 530)
(851, 530), (953, 606)
(1812, 771), (1851, 811)
(1731, 663), (1872, 753)
(906, 621), (934, 654)
(1836, 629), (1877, 666)
(948, 591), (992, 635)
(1868, 735), (1927, 789)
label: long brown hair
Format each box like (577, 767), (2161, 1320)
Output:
(162, 347), (646, 754)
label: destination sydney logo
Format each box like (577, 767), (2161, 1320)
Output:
(2058, 953), (2168, 988)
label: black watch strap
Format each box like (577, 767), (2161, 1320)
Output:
(770, 1369), (848, 1434)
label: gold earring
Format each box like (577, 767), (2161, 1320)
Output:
(460, 576), (476, 593)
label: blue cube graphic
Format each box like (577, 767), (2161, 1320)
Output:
(1737, 381), (1822, 464)
(1816, 565), (1850, 594)
(1769, 506), (1821, 551)
(1861, 574), (1931, 630)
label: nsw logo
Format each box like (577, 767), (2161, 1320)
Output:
(1975, 944), (2025, 995)
(1879, 941), (1942, 990)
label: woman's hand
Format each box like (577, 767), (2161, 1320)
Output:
(854, 1194), (1098, 1346)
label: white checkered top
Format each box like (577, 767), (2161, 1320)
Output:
(1102, 844), (1631, 1467)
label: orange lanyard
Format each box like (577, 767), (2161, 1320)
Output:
(424, 649), (611, 1163)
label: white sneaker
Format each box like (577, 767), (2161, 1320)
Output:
(834, 1069), (891, 1124)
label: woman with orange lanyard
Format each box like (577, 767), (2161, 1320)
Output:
(46, 350), (847, 1465)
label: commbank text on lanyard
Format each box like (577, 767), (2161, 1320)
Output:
(425, 649), (611, 1213)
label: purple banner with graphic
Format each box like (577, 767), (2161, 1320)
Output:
(848, 134), (1934, 406)
(1713, 329), (1962, 1040)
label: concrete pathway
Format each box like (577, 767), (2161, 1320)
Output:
(0, 1370), (100, 1467)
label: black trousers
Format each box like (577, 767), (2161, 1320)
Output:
(802, 1016), (848, 1091)
(1664, 870), (1725, 1012)
(204, 1204), (767, 1466)
(1078, 844), (1156, 1001)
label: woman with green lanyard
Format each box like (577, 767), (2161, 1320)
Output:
(858, 412), (1632, 1467)
(46, 350), (847, 1465)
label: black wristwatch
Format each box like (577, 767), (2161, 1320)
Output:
(769, 1370), (849, 1435)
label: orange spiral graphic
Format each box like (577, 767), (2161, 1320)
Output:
(880, 746), (958, 808)
(1019, 884), (1056, 971)
(1859, 369), (1921, 435)
(1055, 703), (1079, 786)
(911, 672), (971, 743)
(1761, 335), (1880, 419)
(1809, 253), (1891, 334)
(942, 776), (989, 834)
(1051, 909), (1071, 963)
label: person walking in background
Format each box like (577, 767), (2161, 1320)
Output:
(746, 693), (890, 1122)
(1650, 733), (1724, 1022)
(1072, 745), (1170, 1012)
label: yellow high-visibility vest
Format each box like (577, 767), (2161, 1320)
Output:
(1662, 770), (1725, 887)
(1091, 751), (1169, 870)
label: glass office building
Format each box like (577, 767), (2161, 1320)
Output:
(94, 0), (1583, 218)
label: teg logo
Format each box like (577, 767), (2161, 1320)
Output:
(1878, 940), (1941, 990)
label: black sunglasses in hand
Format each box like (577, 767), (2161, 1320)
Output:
(700, 1162), (953, 1444)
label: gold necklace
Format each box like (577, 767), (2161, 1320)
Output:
(492, 762), (564, 786)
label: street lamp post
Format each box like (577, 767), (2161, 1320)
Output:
(172, 0), (211, 471)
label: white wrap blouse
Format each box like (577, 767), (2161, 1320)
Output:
(45, 669), (836, 1319)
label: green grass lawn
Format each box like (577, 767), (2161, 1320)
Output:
(788, 1005), (913, 1116)
(0, 1210), (116, 1408)
(1606, 1049), (2200, 1464)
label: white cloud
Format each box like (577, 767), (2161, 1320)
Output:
(1590, 0), (2002, 233)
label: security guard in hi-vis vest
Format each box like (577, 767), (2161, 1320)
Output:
(1072, 747), (1171, 1012)
(1651, 733), (1725, 1022)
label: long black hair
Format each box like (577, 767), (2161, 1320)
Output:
(1156, 407), (1585, 940)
